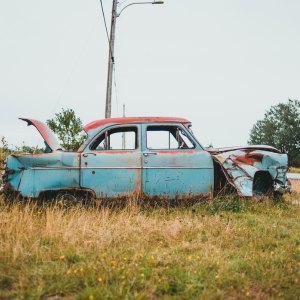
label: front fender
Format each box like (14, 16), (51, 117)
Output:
(213, 150), (288, 197)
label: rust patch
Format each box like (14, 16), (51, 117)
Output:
(92, 171), (95, 175)
(231, 152), (264, 166)
(85, 162), (88, 167)
(32, 164), (47, 168)
(3, 182), (12, 191)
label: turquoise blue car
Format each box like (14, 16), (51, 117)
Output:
(0, 117), (292, 199)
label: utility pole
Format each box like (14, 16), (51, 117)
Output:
(104, 1), (164, 119)
(105, 0), (117, 119)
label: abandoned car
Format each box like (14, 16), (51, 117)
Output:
(0, 117), (292, 199)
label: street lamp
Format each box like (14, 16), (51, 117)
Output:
(105, 1), (164, 119)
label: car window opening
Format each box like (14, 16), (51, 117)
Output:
(91, 126), (138, 150)
(147, 126), (194, 150)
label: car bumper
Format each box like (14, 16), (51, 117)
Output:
(274, 181), (292, 194)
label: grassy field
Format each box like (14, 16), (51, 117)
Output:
(1, 184), (300, 300)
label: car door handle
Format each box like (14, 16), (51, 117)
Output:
(83, 153), (97, 157)
(143, 153), (157, 156)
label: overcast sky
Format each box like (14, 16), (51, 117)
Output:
(1, 0), (300, 149)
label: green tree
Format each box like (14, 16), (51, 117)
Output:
(248, 99), (300, 167)
(46, 108), (86, 151)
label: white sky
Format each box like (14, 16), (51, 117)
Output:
(1, 0), (300, 149)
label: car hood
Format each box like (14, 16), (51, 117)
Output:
(20, 118), (62, 151)
(206, 145), (281, 154)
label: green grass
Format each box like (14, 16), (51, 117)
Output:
(288, 167), (300, 173)
(1, 190), (300, 299)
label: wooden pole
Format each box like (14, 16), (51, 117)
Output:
(105, 0), (117, 119)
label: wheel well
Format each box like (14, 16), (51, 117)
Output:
(38, 188), (95, 200)
(253, 171), (273, 196)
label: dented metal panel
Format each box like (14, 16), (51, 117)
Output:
(213, 149), (288, 196)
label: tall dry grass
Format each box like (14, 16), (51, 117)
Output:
(1, 187), (300, 299)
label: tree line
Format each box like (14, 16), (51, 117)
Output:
(248, 99), (300, 167)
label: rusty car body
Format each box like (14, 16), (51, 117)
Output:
(0, 117), (291, 199)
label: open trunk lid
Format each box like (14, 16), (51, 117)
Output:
(20, 118), (62, 152)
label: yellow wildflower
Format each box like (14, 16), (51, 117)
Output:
(158, 279), (161, 282)
(67, 270), (71, 274)
(188, 256), (192, 260)
(60, 256), (64, 259)
(141, 274), (144, 277)
(98, 278), (102, 282)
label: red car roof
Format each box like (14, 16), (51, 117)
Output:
(83, 117), (190, 133)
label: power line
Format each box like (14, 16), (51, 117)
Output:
(99, 0), (114, 62)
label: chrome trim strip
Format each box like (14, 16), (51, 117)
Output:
(32, 166), (213, 170)
(82, 167), (141, 169)
(144, 166), (213, 169)
(81, 166), (213, 169)
(32, 167), (80, 170)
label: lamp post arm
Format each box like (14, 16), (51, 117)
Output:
(117, 2), (162, 17)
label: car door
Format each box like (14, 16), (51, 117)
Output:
(80, 124), (142, 198)
(141, 123), (214, 198)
